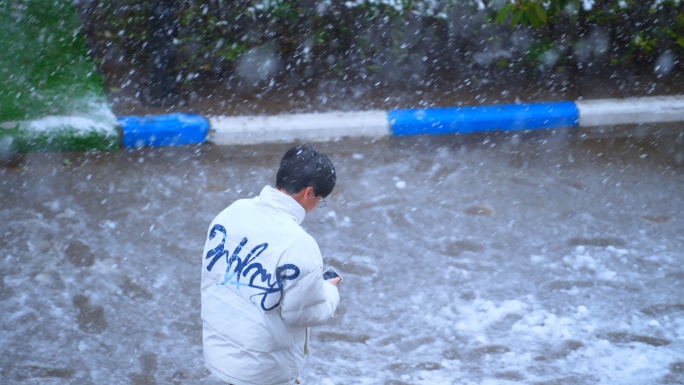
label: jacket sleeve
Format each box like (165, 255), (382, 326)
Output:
(279, 236), (340, 327)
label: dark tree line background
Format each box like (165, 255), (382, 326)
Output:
(74, 0), (684, 114)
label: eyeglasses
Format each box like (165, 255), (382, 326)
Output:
(317, 197), (327, 208)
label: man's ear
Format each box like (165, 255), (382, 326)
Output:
(304, 186), (316, 199)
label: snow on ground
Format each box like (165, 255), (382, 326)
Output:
(22, 101), (117, 136)
(1, 132), (683, 384)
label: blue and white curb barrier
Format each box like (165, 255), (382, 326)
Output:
(114, 95), (684, 148)
(575, 95), (684, 127)
(208, 111), (389, 145)
(119, 113), (209, 147)
(388, 101), (578, 136)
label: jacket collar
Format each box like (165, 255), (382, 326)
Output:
(259, 185), (306, 225)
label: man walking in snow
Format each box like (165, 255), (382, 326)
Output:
(201, 144), (341, 385)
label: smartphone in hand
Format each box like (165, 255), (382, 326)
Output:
(323, 268), (342, 282)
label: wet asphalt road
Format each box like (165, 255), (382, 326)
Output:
(1, 130), (683, 384)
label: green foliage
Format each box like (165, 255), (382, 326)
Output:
(0, 0), (106, 122)
(491, 0), (684, 67)
(85, 0), (684, 91)
(496, 0), (548, 28)
(631, 32), (658, 55)
(176, 3), (246, 80)
(525, 37), (556, 66)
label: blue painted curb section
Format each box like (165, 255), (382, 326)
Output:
(113, 96), (684, 148)
(388, 101), (579, 136)
(119, 113), (209, 148)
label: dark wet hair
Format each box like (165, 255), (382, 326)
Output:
(276, 144), (336, 198)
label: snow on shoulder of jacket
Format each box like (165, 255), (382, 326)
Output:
(201, 185), (340, 385)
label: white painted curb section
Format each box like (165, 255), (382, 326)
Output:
(208, 110), (390, 145)
(576, 95), (684, 127)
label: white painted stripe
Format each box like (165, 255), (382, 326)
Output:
(207, 110), (390, 145)
(576, 95), (684, 127)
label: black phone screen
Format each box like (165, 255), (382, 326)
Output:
(323, 268), (342, 282)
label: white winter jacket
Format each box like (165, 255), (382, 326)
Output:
(201, 185), (340, 385)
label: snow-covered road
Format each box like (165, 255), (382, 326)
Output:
(1, 132), (683, 384)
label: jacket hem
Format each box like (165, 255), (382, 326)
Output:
(205, 361), (297, 385)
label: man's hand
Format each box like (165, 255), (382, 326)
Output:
(326, 277), (341, 286)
